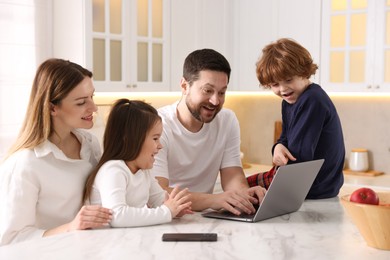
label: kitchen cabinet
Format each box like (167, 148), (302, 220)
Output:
(52, 0), (87, 66)
(172, 0), (322, 92)
(52, 0), (322, 92)
(229, 0), (322, 91)
(88, 0), (322, 92)
(320, 0), (390, 92)
(53, 0), (235, 92)
(88, 0), (170, 92)
(169, 0), (235, 91)
(52, 0), (171, 92)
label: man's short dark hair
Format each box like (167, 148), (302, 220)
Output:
(183, 49), (231, 85)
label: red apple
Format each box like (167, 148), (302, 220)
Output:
(349, 187), (379, 205)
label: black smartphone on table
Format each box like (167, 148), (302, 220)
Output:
(162, 233), (218, 242)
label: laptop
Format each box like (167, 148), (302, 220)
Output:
(202, 159), (324, 222)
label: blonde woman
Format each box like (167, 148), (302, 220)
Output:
(0, 59), (112, 246)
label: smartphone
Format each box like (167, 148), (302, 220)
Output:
(162, 233), (218, 242)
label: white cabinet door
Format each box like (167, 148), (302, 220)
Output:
(52, 0), (324, 92)
(373, 1), (390, 91)
(170, 0), (234, 91)
(53, 0), (171, 92)
(229, 0), (277, 91)
(231, 0), (321, 91)
(276, 0), (321, 72)
(52, 0), (87, 65)
(88, 0), (171, 92)
(320, 0), (390, 92)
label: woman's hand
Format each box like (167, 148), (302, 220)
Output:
(67, 205), (112, 231)
(43, 205), (112, 237)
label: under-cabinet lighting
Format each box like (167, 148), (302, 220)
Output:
(94, 91), (390, 101)
(327, 92), (390, 98)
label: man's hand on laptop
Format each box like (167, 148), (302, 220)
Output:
(211, 189), (262, 215)
(248, 186), (266, 203)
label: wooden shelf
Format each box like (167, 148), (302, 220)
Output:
(343, 169), (384, 177)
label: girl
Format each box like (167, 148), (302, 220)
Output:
(0, 59), (112, 246)
(83, 99), (192, 227)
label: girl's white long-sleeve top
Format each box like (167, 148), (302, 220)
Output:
(89, 160), (172, 227)
(0, 129), (101, 246)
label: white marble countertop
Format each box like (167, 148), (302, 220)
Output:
(1, 164), (389, 259)
(1, 197), (389, 260)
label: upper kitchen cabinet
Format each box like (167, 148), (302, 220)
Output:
(169, 0), (235, 91)
(230, 0), (322, 91)
(52, 0), (87, 65)
(88, 0), (170, 92)
(52, 0), (170, 92)
(321, 0), (390, 92)
(52, 0), (323, 92)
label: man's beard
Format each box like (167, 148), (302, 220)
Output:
(185, 96), (220, 123)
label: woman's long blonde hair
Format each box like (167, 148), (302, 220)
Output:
(6, 58), (92, 157)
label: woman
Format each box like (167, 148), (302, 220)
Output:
(0, 58), (112, 246)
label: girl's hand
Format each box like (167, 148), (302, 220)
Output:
(164, 186), (193, 218)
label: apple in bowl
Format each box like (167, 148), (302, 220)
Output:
(349, 187), (379, 205)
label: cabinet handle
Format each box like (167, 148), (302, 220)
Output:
(126, 84), (137, 88)
(375, 85), (380, 89)
(367, 85), (372, 89)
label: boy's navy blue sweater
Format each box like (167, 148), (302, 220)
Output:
(273, 83), (345, 199)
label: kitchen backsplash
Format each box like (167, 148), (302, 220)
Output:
(89, 92), (390, 175)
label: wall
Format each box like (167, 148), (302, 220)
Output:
(228, 94), (390, 174)
(91, 92), (390, 175)
(0, 0), (51, 159)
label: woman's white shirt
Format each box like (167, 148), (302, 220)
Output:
(0, 129), (101, 246)
(89, 160), (171, 227)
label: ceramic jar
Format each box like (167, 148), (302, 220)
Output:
(349, 148), (369, 172)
